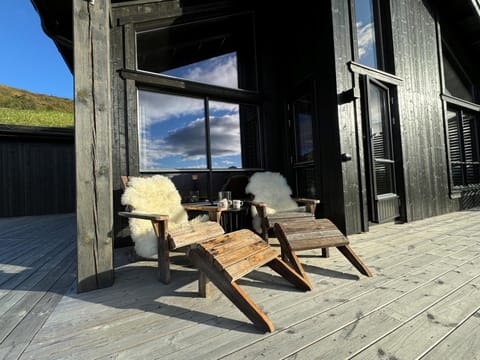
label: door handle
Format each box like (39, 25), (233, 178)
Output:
(341, 153), (352, 162)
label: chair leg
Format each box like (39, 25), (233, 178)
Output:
(337, 245), (373, 277)
(279, 247), (310, 286)
(267, 257), (312, 291)
(273, 222), (312, 286)
(321, 248), (330, 258)
(157, 238), (171, 284)
(188, 248), (275, 332)
(151, 219), (171, 284)
(198, 272), (211, 298)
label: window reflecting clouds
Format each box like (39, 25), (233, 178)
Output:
(355, 0), (379, 69)
(138, 91), (242, 170)
(138, 92), (206, 170)
(163, 53), (239, 89)
(209, 101), (242, 169)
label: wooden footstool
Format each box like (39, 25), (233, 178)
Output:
(187, 229), (311, 332)
(273, 218), (373, 286)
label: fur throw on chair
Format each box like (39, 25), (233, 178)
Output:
(245, 171), (300, 233)
(121, 175), (205, 258)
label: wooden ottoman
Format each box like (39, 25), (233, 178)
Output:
(187, 229), (311, 332)
(273, 218), (373, 286)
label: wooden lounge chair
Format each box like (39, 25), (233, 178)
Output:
(245, 171), (329, 257)
(119, 175), (224, 284)
(273, 218), (373, 287)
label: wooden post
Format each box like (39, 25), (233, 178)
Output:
(74, 0), (114, 292)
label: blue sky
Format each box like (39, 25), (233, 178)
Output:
(0, 1), (73, 99)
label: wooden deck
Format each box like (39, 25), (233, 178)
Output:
(1, 209), (480, 359)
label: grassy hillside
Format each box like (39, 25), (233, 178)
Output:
(0, 84), (73, 127)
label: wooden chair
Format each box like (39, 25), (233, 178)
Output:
(119, 175), (224, 284)
(187, 229), (311, 332)
(273, 218), (373, 287)
(245, 171), (329, 257)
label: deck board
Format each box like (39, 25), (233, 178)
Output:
(0, 210), (479, 359)
(421, 309), (480, 360)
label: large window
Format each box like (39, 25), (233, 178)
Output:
(126, 12), (261, 202)
(354, 0), (386, 70)
(138, 90), (257, 171)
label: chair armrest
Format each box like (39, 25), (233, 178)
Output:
(244, 200), (269, 240)
(182, 205), (224, 223)
(244, 200), (268, 217)
(244, 200), (267, 209)
(293, 198), (320, 205)
(118, 211), (169, 222)
(292, 198), (320, 215)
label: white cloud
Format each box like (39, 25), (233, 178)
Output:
(140, 112), (241, 169)
(138, 92), (204, 126)
(182, 54), (238, 89)
(356, 21), (375, 60)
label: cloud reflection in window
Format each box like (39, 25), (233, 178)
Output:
(138, 93), (242, 170)
(138, 52), (243, 170)
(355, 0), (378, 69)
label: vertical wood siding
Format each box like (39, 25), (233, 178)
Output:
(390, 0), (459, 221)
(331, 0), (365, 234)
(0, 130), (74, 217)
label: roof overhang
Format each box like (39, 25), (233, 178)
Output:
(436, 0), (480, 62)
(30, 0), (74, 73)
(31, 0), (480, 76)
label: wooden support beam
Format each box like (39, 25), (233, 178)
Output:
(74, 0), (114, 292)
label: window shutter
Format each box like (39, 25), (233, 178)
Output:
(448, 114), (464, 186)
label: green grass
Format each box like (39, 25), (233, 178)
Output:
(0, 107), (73, 128)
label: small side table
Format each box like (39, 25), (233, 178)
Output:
(220, 206), (250, 232)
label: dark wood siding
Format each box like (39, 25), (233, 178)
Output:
(258, 2), (347, 234)
(330, 0), (365, 235)
(390, 0), (459, 220)
(0, 126), (75, 217)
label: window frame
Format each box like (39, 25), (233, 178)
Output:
(119, 10), (264, 202)
(351, 0), (393, 72)
(444, 101), (480, 196)
(438, 30), (480, 198)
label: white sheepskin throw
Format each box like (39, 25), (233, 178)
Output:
(245, 172), (299, 233)
(121, 175), (191, 258)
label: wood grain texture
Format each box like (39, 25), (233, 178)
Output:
(74, 0), (114, 292)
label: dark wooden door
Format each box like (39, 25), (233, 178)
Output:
(362, 77), (400, 223)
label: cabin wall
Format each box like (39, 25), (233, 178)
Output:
(328, 0), (472, 233)
(390, 0), (460, 220)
